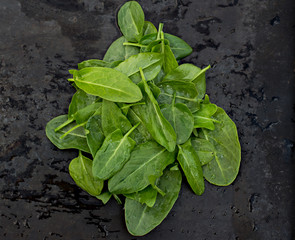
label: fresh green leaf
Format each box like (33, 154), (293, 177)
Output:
(157, 80), (200, 112)
(74, 67), (143, 103)
(101, 99), (132, 136)
(103, 36), (140, 62)
(69, 151), (103, 196)
(85, 115), (104, 157)
(161, 101), (194, 145)
(92, 124), (138, 180)
(125, 167), (182, 236)
(191, 137), (215, 166)
(96, 191), (112, 204)
(108, 141), (175, 194)
(118, 1), (145, 42)
(200, 107), (241, 186)
(193, 101), (218, 130)
(125, 185), (158, 208)
(78, 59), (122, 69)
(177, 140), (204, 195)
(132, 70), (176, 152)
(164, 33), (192, 60)
(143, 21), (157, 35)
(115, 53), (163, 84)
(46, 115), (90, 153)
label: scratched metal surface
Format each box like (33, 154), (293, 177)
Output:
(0, 0), (294, 239)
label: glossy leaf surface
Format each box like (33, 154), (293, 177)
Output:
(193, 101), (218, 130)
(125, 185), (158, 208)
(69, 152), (103, 196)
(201, 107), (241, 186)
(118, 1), (145, 42)
(125, 168), (182, 236)
(161, 102), (194, 145)
(74, 67), (142, 103)
(132, 77), (176, 152)
(92, 128), (136, 180)
(85, 115), (104, 157)
(108, 141), (175, 194)
(46, 115), (90, 153)
(177, 140), (204, 195)
(115, 53), (162, 84)
(191, 137), (215, 166)
(101, 99), (132, 136)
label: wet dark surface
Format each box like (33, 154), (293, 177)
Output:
(0, 0), (294, 239)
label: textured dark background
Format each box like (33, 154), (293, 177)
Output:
(0, 0), (294, 239)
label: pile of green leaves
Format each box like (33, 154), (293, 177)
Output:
(46, 1), (241, 236)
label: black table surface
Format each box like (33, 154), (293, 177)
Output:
(0, 0), (294, 239)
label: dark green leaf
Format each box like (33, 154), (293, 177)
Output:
(164, 33), (192, 60)
(102, 99), (132, 136)
(132, 74), (176, 152)
(115, 53), (162, 84)
(74, 67), (143, 103)
(143, 21), (157, 35)
(73, 102), (101, 124)
(125, 185), (158, 208)
(69, 151), (103, 196)
(125, 167), (182, 236)
(191, 137), (215, 166)
(103, 36), (140, 62)
(193, 101), (218, 130)
(161, 101), (194, 145)
(78, 59), (122, 69)
(200, 107), (241, 186)
(92, 126), (137, 180)
(177, 140), (204, 195)
(108, 141), (175, 194)
(46, 115), (90, 153)
(118, 1), (145, 42)
(157, 80), (199, 112)
(85, 115), (104, 157)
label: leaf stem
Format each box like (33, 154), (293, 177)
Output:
(123, 42), (146, 48)
(125, 122), (141, 138)
(60, 122), (86, 139)
(54, 118), (74, 132)
(157, 23), (164, 40)
(192, 65), (211, 81)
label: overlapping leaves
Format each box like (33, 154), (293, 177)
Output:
(45, 1), (241, 237)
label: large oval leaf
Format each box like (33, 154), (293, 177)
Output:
(115, 53), (162, 84)
(74, 67), (142, 103)
(46, 115), (90, 153)
(164, 33), (192, 60)
(92, 125), (137, 180)
(118, 1), (145, 42)
(125, 168), (182, 236)
(201, 107), (241, 186)
(108, 141), (175, 194)
(69, 152), (103, 196)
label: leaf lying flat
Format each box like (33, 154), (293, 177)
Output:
(92, 127), (137, 180)
(177, 140), (204, 195)
(108, 141), (174, 194)
(115, 53), (162, 84)
(201, 107), (241, 186)
(74, 67), (142, 103)
(46, 115), (90, 153)
(125, 168), (182, 236)
(69, 152), (103, 197)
